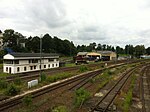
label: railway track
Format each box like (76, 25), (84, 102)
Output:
(3, 60), (143, 82)
(90, 66), (139, 112)
(139, 66), (150, 112)
(0, 62), (127, 111)
(0, 60), (148, 111)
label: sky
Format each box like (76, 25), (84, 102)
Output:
(0, 0), (150, 47)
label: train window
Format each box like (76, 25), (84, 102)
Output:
(17, 67), (20, 72)
(24, 67), (26, 71)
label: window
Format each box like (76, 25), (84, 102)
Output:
(39, 65), (41, 69)
(17, 67), (20, 72)
(29, 60), (31, 63)
(44, 65), (46, 68)
(48, 64), (50, 68)
(56, 64), (58, 67)
(29, 59), (38, 63)
(30, 66), (33, 70)
(4, 60), (13, 64)
(6, 67), (8, 71)
(52, 64), (54, 67)
(24, 67), (26, 71)
(32, 59), (38, 63)
(14, 60), (19, 64)
(34, 66), (36, 69)
(48, 59), (54, 62)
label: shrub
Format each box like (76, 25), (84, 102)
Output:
(52, 106), (68, 112)
(74, 88), (91, 107)
(0, 79), (8, 89)
(5, 83), (20, 96)
(14, 76), (22, 85)
(22, 94), (33, 106)
(79, 66), (88, 72)
(40, 72), (47, 82)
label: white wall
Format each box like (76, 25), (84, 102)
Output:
(3, 58), (59, 74)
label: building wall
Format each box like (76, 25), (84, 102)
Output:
(3, 58), (59, 74)
(110, 52), (117, 60)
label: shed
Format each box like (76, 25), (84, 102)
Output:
(97, 51), (117, 61)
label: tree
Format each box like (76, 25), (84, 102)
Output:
(96, 43), (102, 50)
(146, 47), (150, 55)
(3, 29), (25, 52)
(102, 44), (106, 50)
(134, 45), (146, 57)
(30, 36), (40, 53)
(42, 34), (54, 53)
(89, 42), (96, 50)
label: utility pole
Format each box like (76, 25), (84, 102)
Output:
(40, 34), (42, 78)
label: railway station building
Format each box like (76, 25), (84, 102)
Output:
(3, 53), (59, 74)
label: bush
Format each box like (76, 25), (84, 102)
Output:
(79, 66), (88, 72)
(0, 79), (8, 89)
(14, 76), (22, 85)
(5, 83), (20, 96)
(22, 94), (33, 106)
(52, 106), (68, 112)
(40, 72), (47, 82)
(74, 88), (91, 107)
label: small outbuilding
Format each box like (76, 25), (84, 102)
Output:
(97, 51), (117, 61)
(3, 53), (59, 74)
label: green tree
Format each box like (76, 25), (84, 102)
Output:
(134, 45), (146, 58)
(96, 43), (102, 50)
(146, 47), (150, 55)
(3, 29), (25, 52)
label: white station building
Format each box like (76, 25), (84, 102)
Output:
(3, 53), (59, 74)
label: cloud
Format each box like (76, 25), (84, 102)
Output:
(0, 0), (150, 47)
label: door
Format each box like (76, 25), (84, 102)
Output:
(9, 67), (11, 74)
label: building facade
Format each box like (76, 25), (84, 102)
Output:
(3, 53), (59, 74)
(97, 51), (117, 61)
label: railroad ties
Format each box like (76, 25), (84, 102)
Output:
(90, 66), (138, 112)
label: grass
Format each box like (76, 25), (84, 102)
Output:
(0, 64), (3, 69)
(79, 65), (88, 72)
(74, 88), (91, 108)
(122, 75), (136, 112)
(52, 106), (68, 112)
(65, 63), (76, 67)
(46, 72), (73, 83)
(0, 73), (10, 77)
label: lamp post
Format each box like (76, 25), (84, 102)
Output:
(40, 34), (42, 78)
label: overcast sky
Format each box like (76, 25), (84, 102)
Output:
(0, 0), (150, 47)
